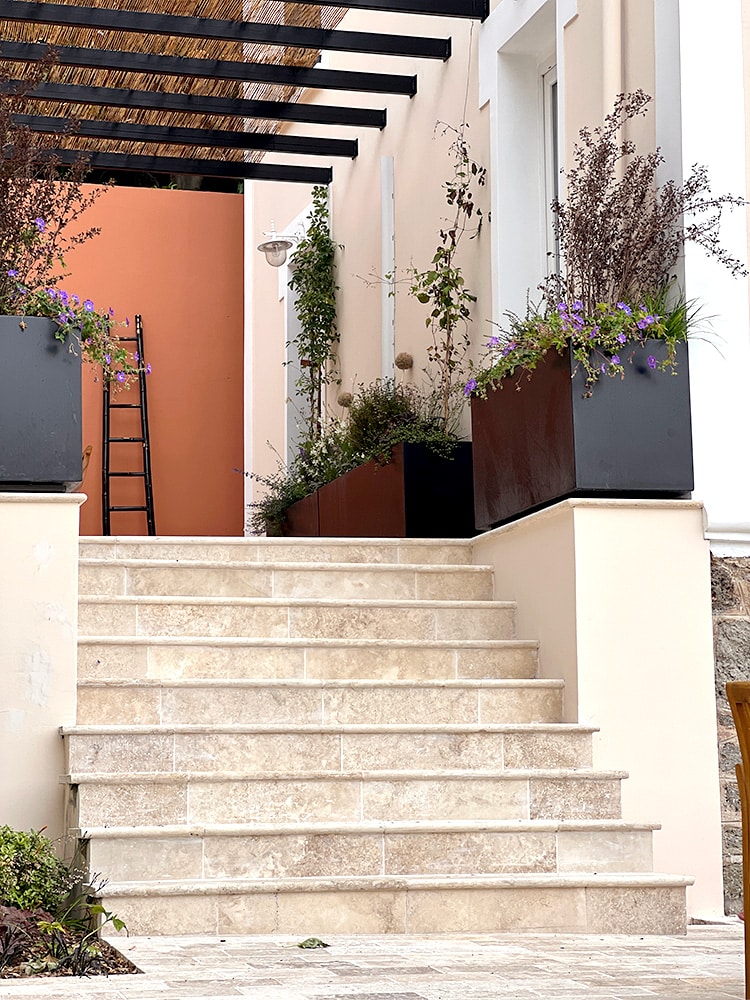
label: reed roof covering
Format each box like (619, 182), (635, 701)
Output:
(0, 0), (484, 181)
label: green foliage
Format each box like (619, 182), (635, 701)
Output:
(246, 379), (460, 534)
(0, 828), (77, 914)
(407, 123), (486, 425)
(346, 379), (458, 462)
(288, 185), (340, 439)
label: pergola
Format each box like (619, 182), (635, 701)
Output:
(0, 0), (488, 184)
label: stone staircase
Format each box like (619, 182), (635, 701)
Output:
(65, 536), (690, 936)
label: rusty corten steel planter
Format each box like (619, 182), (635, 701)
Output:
(282, 441), (475, 538)
(470, 339), (694, 530)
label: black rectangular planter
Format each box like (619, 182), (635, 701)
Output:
(470, 339), (694, 530)
(0, 315), (83, 491)
(282, 441), (475, 538)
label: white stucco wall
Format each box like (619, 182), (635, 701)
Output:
(473, 499), (724, 919)
(0, 494), (83, 844)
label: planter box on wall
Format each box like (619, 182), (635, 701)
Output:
(282, 441), (475, 538)
(0, 316), (82, 491)
(471, 339), (694, 530)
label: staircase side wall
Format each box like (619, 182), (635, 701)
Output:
(0, 494), (82, 845)
(473, 498), (724, 918)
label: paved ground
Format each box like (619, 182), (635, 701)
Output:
(0, 925), (744, 1000)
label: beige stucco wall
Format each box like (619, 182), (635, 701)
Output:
(0, 495), (83, 844)
(247, 11), (491, 481)
(473, 499), (724, 917)
(564, 0), (656, 167)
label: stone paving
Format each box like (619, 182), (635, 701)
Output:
(0, 924), (744, 1000)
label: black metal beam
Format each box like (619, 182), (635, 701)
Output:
(4, 80), (387, 129)
(0, 41), (418, 97)
(13, 114), (359, 159)
(0, 1), (451, 60)
(49, 147), (333, 184)
(286, 0), (489, 20)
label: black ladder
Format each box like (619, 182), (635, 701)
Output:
(102, 314), (156, 535)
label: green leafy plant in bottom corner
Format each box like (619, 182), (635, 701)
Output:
(0, 826), (126, 977)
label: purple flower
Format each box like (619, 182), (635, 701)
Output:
(105, 353), (111, 365)
(146, 363), (152, 375)
(115, 371), (126, 383)
(572, 300), (583, 312)
(647, 355), (657, 370)
(84, 299), (94, 312)
(486, 336), (501, 347)
(7, 268), (18, 278)
(46, 287), (57, 299)
(464, 378), (478, 397)
(611, 355), (620, 365)
(134, 351), (140, 362)
(616, 302), (632, 316)
(600, 363), (607, 373)
(637, 318), (648, 331)
(109, 307), (115, 318)
(59, 290), (69, 306)
(125, 317), (130, 327)
(617, 332), (627, 344)
(34, 217), (46, 232)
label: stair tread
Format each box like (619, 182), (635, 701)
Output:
(63, 722), (595, 736)
(75, 818), (659, 837)
(98, 872), (694, 896)
(78, 595), (513, 609)
(79, 558), (493, 573)
(75, 678), (562, 689)
(77, 635), (538, 648)
(66, 767), (626, 783)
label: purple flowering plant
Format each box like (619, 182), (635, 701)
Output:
(469, 293), (686, 398)
(467, 91), (745, 399)
(0, 57), (147, 387)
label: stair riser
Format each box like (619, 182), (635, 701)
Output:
(79, 541), (474, 565)
(79, 564), (494, 602)
(78, 602), (516, 641)
(75, 685), (563, 728)
(77, 642), (539, 683)
(98, 884), (686, 936)
(66, 729), (593, 775)
(87, 828), (653, 882)
(74, 777), (622, 827)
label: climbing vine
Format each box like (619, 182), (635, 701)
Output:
(287, 186), (340, 439)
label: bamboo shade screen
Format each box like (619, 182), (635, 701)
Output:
(0, 1), (345, 162)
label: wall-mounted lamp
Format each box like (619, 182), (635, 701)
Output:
(257, 222), (296, 268)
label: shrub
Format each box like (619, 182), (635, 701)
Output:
(0, 828), (77, 914)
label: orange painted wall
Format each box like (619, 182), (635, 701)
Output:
(64, 185), (244, 536)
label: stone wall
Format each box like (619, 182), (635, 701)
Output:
(711, 555), (750, 914)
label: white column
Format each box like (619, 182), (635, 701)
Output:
(0, 494), (84, 843)
(674, 0), (750, 553)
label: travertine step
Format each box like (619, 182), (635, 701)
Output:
(95, 872), (691, 936)
(79, 559), (494, 602)
(74, 678), (564, 727)
(78, 596), (516, 641)
(79, 536), (474, 566)
(81, 819), (657, 882)
(68, 768), (625, 827)
(72, 535), (689, 937)
(77, 637), (540, 682)
(64, 723), (595, 773)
